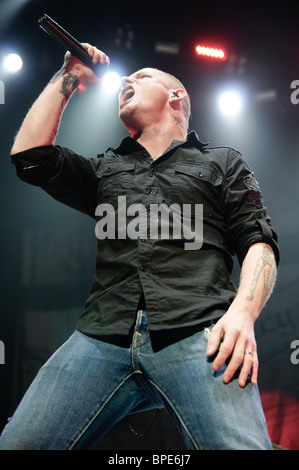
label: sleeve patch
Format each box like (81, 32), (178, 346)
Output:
(243, 175), (264, 208)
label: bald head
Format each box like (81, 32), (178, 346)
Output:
(119, 67), (191, 137)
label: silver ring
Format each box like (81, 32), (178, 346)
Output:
(245, 351), (253, 356)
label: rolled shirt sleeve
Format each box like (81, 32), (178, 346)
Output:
(11, 145), (100, 218)
(223, 148), (280, 266)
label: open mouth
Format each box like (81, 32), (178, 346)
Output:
(122, 86), (135, 102)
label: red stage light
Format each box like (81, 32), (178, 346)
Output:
(195, 45), (226, 60)
(78, 84), (87, 93)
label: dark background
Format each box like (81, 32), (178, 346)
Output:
(0, 0), (299, 450)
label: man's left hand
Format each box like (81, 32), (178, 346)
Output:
(206, 304), (258, 387)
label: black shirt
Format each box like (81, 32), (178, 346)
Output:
(11, 131), (280, 350)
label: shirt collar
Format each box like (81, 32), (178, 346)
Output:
(184, 131), (209, 149)
(106, 130), (209, 156)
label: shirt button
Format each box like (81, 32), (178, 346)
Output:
(140, 265), (148, 272)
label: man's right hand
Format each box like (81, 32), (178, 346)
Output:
(63, 43), (110, 85)
(10, 44), (110, 154)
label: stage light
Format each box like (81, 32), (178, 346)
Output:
(3, 53), (23, 72)
(155, 42), (180, 55)
(101, 71), (121, 94)
(195, 45), (226, 60)
(78, 84), (87, 93)
(218, 91), (243, 116)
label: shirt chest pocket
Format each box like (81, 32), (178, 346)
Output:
(96, 162), (136, 204)
(170, 162), (223, 206)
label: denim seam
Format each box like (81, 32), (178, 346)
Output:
(67, 370), (138, 450)
(146, 377), (201, 450)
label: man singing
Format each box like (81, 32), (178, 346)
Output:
(0, 44), (279, 450)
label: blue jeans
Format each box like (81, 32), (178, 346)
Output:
(0, 310), (272, 450)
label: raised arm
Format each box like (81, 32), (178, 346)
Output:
(11, 44), (109, 154)
(206, 242), (277, 387)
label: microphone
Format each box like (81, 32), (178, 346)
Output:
(38, 14), (107, 77)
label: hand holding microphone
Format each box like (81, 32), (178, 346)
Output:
(38, 14), (110, 82)
(63, 43), (109, 85)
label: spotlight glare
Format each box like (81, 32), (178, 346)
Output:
(218, 91), (243, 116)
(4, 53), (23, 72)
(101, 72), (121, 94)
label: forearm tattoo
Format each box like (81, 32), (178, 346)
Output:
(50, 69), (79, 99)
(49, 71), (79, 143)
(245, 245), (276, 309)
(59, 72), (79, 99)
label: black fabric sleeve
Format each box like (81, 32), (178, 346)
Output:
(223, 148), (280, 266)
(11, 145), (101, 218)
